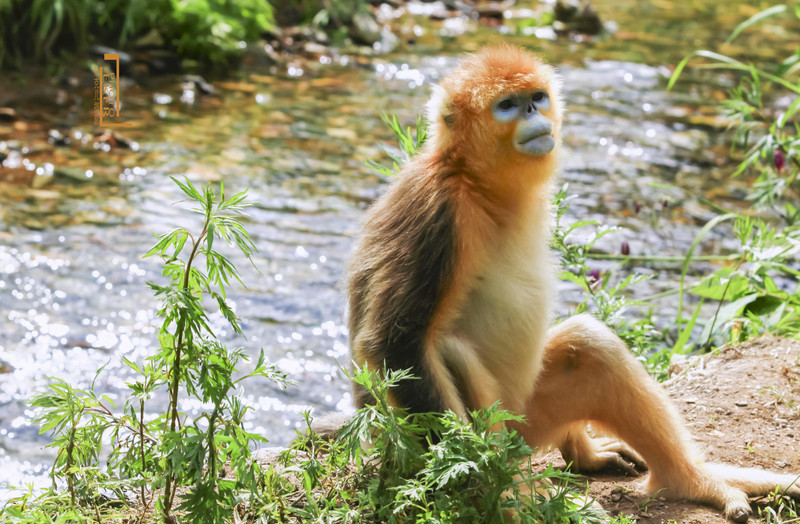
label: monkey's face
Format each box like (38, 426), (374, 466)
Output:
(426, 45), (563, 169)
(491, 90), (555, 156)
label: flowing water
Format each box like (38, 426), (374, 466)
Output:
(0, 0), (794, 499)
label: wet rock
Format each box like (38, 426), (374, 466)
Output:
(0, 107), (16, 122)
(183, 75), (214, 96)
(442, 0), (469, 11)
(138, 49), (182, 76)
(89, 45), (133, 75)
(376, 28), (400, 53)
(32, 163), (55, 189)
(273, 4), (309, 27)
(241, 42), (280, 68)
(304, 41), (330, 55)
(476, 1), (511, 21)
(0, 167), (33, 185)
(152, 93), (173, 105)
(295, 25), (330, 45)
(554, 0), (603, 35)
(349, 10), (382, 46)
(55, 166), (94, 182)
(133, 28), (165, 48)
(47, 129), (71, 146)
(554, 0), (580, 22)
(410, 0), (452, 20)
(94, 130), (139, 151)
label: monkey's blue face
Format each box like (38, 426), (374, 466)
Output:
(491, 91), (555, 156)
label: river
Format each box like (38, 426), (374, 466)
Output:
(0, 0), (793, 499)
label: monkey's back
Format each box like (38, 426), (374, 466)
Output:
(347, 153), (460, 413)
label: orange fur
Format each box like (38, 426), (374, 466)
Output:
(348, 45), (800, 521)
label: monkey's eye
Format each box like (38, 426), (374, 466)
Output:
(498, 99), (515, 111)
(531, 91), (547, 103)
(492, 97), (520, 122)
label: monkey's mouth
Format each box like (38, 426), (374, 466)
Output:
(517, 132), (555, 156)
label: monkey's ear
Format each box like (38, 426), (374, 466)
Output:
(426, 84), (455, 129)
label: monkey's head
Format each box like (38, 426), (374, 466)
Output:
(426, 44), (563, 169)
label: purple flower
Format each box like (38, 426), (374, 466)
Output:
(774, 149), (786, 173)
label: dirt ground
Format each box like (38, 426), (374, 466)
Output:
(535, 337), (800, 523)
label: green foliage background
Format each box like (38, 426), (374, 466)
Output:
(0, 0), (275, 71)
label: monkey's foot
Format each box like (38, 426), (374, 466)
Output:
(700, 463), (800, 522)
(636, 461), (798, 522)
(647, 477), (749, 522)
(717, 485), (751, 523)
(560, 433), (646, 477)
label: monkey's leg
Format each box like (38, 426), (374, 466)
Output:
(517, 314), (799, 522)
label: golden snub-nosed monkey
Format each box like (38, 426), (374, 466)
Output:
(347, 44), (800, 522)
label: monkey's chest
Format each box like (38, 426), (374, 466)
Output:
(450, 245), (553, 401)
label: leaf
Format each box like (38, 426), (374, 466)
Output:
(172, 176), (203, 203)
(726, 5), (788, 43)
(672, 298), (703, 354)
(667, 52), (697, 91)
(699, 293), (760, 343)
(777, 94), (800, 128)
(677, 213), (737, 320)
(744, 295), (785, 317)
(691, 272), (749, 301)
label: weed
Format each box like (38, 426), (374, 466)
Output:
(2, 178), (289, 523)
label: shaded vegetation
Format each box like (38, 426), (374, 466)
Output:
(0, 0), (274, 71)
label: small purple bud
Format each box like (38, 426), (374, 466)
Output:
(774, 149), (786, 173)
(621, 241), (630, 256)
(587, 269), (603, 290)
(633, 201), (642, 215)
(662, 199), (669, 210)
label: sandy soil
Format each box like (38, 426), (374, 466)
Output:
(535, 337), (800, 523)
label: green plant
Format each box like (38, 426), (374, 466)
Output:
(0, 0), (92, 71)
(263, 366), (604, 523)
(3, 178), (289, 523)
(341, 366), (606, 523)
(165, 0), (273, 64)
(366, 113), (429, 179)
(668, 2), (800, 350)
(757, 482), (800, 523)
(551, 186), (670, 375)
(0, 0), (274, 71)
(144, 178), (290, 520)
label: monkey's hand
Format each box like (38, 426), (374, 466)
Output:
(559, 426), (646, 476)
